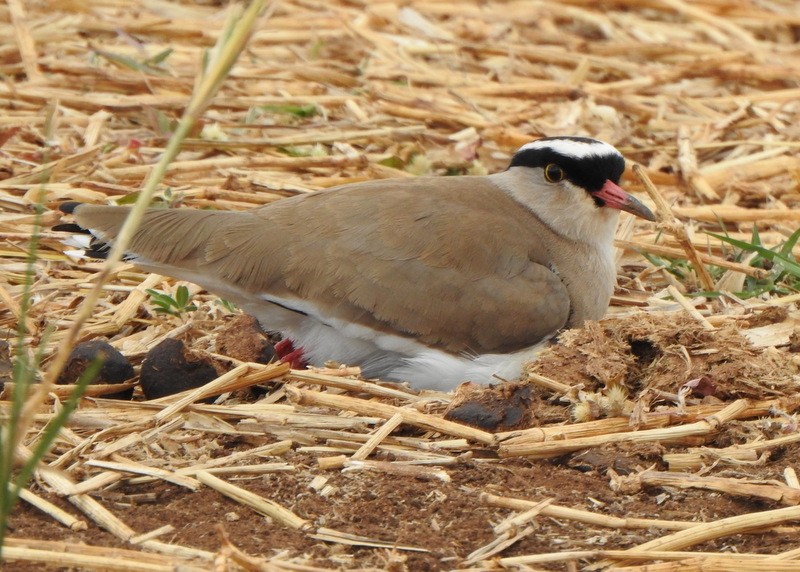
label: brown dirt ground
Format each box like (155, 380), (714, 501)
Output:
(6, 307), (800, 570)
(2, 0), (800, 570)
(8, 450), (800, 571)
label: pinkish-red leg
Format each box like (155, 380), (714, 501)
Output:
(274, 338), (295, 358)
(274, 339), (307, 369)
(281, 348), (307, 369)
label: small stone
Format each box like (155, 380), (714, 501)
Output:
(57, 340), (134, 400)
(789, 330), (800, 353)
(224, 512), (240, 522)
(139, 338), (227, 400)
(444, 382), (534, 431)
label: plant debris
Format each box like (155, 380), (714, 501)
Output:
(1, 0), (800, 570)
(56, 340), (135, 400)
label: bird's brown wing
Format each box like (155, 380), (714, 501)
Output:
(73, 176), (570, 354)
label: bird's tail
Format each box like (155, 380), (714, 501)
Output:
(55, 203), (239, 267)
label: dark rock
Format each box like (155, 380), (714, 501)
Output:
(444, 382), (534, 432)
(140, 338), (227, 400)
(57, 339), (134, 400)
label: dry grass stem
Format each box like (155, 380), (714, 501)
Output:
(288, 387), (496, 444)
(14, 487), (87, 532)
(2, 0), (799, 567)
(499, 400), (751, 458)
(634, 164), (715, 291)
(664, 432), (800, 471)
(628, 470), (800, 506)
(497, 399), (786, 444)
(195, 471), (311, 531)
(602, 505), (800, 566)
(1, 545), (203, 572)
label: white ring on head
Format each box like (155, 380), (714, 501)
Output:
(517, 138), (621, 160)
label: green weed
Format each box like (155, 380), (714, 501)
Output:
(146, 285), (198, 316)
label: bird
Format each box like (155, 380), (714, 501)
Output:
(58, 136), (655, 391)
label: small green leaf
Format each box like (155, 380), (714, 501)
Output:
(146, 47), (173, 65)
(216, 299), (238, 312)
(95, 48), (149, 72)
(278, 146), (310, 157)
(147, 286), (196, 317)
(751, 225), (762, 248)
(308, 39), (325, 59)
(146, 289), (175, 307)
(378, 156), (404, 169)
(175, 285), (189, 308)
(116, 192), (141, 205)
(260, 104), (318, 117)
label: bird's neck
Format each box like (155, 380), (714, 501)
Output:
(489, 170), (619, 324)
(490, 170), (620, 246)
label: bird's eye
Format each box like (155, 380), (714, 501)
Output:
(544, 164), (565, 183)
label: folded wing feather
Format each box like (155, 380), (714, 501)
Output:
(72, 176), (571, 355)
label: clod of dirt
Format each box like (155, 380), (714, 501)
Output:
(527, 313), (798, 400)
(743, 305), (789, 328)
(444, 382), (535, 431)
(683, 375), (717, 398)
(788, 331), (800, 353)
(56, 339), (135, 399)
(215, 314), (276, 364)
(0, 339), (11, 392)
(567, 445), (646, 475)
(140, 338), (228, 400)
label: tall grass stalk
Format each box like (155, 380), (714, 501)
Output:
(0, 0), (269, 557)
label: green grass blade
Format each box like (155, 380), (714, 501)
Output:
(7, 357), (103, 514)
(779, 226), (800, 258)
(706, 231), (800, 277)
(146, 47), (173, 65)
(0, 206), (43, 552)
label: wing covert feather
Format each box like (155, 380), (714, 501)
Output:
(74, 177), (571, 354)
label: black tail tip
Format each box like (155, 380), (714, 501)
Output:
(86, 239), (111, 259)
(52, 223), (90, 234)
(59, 201), (83, 214)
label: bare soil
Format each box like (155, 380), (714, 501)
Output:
(1, 0), (799, 570)
(8, 451), (799, 571)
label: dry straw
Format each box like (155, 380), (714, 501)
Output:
(1, 0), (800, 569)
(9, 0), (273, 463)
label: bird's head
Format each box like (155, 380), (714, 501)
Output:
(498, 136), (655, 244)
